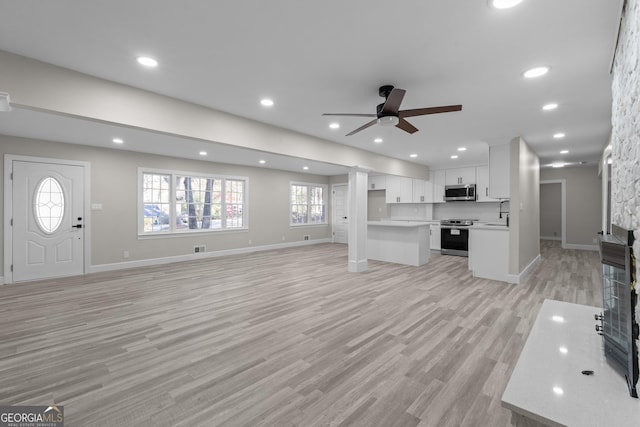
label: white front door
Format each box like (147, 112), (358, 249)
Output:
(332, 184), (348, 244)
(11, 160), (85, 282)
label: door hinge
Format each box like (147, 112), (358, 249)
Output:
(10, 218), (13, 226)
(10, 264), (13, 272)
(9, 172), (12, 180)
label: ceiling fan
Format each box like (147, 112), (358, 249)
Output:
(322, 85), (462, 136)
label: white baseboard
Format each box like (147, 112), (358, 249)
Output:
(563, 244), (598, 251)
(541, 236), (561, 241)
(90, 238), (332, 274)
(507, 254), (541, 284)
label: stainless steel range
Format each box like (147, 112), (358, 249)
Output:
(440, 219), (474, 256)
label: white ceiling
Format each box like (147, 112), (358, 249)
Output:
(0, 0), (624, 174)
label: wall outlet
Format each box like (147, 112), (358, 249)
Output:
(123, 250), (129, 259)
(194, 245), (206, 253)
(282, 236), (286, 241)
(248, 239), (252, 245)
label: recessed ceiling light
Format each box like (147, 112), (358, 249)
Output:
(409, 154), (418, 158)
(136, 56), (158, 67)
(551, 163), (565, 168)
(259, 159), (266, 164)
(450, 155), (459, 159)
(260, 98), (274, 107)
(559, 346), (568, 354)
(303, 166), (309, 170)
(552, 386), (564, 396)
(199, 151), (207, 156)
(560, 150), (569, 154)
(329, 123), (340, 129)
(490, 0), (524, 9)
(112, 137), (124, 144)
(457, 147), (467, 152)
(374, 138), (383, 143)
(542, 103), (558, 111)
(552, 315), (565, 322)
(553, 132), (566, 139)
(523, 66), (549, 78)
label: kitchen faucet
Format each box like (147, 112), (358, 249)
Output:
(499, 200), (510, 227)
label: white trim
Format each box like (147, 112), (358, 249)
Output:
(4, 155), (91, 284)
(507, 254), (541, 284)
(348, 259), (368, 273)
(564, 244), (599, 251)
(89, 238), (331, 273)
(540, 180), (566, 249)
(541, 236), (562, 241)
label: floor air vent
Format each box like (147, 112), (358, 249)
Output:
(194, 245), (206, 254)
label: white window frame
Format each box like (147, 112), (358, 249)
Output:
(289, 181), (328, 227)
(138, 167), (249, 236)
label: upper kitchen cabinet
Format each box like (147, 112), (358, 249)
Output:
(445, 167), (476, 185)
(429, 170), (446, 203)
(476, 166), (497, 202)
(489, 144), (510, 199)
(412, 179), (432, 203)
(369, 175), (386, 190)
(385, 175), (413, 203)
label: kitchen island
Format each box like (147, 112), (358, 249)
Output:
(367, 221), (430, 266)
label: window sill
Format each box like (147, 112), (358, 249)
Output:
(138, 227), (248, 239)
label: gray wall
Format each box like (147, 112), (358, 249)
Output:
(540, 182), (562, 239)
(541, 166), (602, 246)
(509, 137), (540, 275)
(367, 190), (388, 221)
(1, 134), (334, 271)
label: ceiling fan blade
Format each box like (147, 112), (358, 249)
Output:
(396, 118), (419, 134)
(399, 104), (462, 118)
(322, 113), (377, 117)
(345, 119), (377, 136)
(380, 88), (406, 115)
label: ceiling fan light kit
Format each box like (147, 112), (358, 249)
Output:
(322, 85), (462, 136)
(377, 116), (399, 127)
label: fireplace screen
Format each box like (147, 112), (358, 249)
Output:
(598, 224), (638, 398)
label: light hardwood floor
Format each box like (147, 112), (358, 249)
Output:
(0, 240), (602, 426)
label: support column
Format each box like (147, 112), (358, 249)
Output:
(348, 168), (368, 272)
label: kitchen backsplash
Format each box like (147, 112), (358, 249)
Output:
(388, 201), (508, 222)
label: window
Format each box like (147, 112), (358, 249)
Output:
(140, 169), (247, 235)
(34, 176), (65, 233)
(290, 182), (327, 226)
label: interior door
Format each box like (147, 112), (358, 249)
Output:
(11, 160), (85, 282)
(332, 184), (348, 244)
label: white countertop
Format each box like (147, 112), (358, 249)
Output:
(502, 299), (640, 426)
(470, 223), (509, 231)
(368, 220), (431, 228)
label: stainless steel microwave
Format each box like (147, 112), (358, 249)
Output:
(444, 184), (476, 201)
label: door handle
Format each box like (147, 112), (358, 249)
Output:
(343, 216), (347, 219)
(72, 224), (83, 229)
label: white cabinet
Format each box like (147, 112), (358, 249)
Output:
(385, 176), (413, 203)
(489, 144), (510, 199)
(429, 170), (446, 203)
(368, 175), (386, 190)
(475, 166), (496, 202)
(445, 167), (476, 185)
(412, 179), (428, 203)
(430, 223), (441, 250)
(469, 227), (509, 282)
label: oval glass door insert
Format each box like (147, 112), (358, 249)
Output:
(35, 177), (65, 233)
